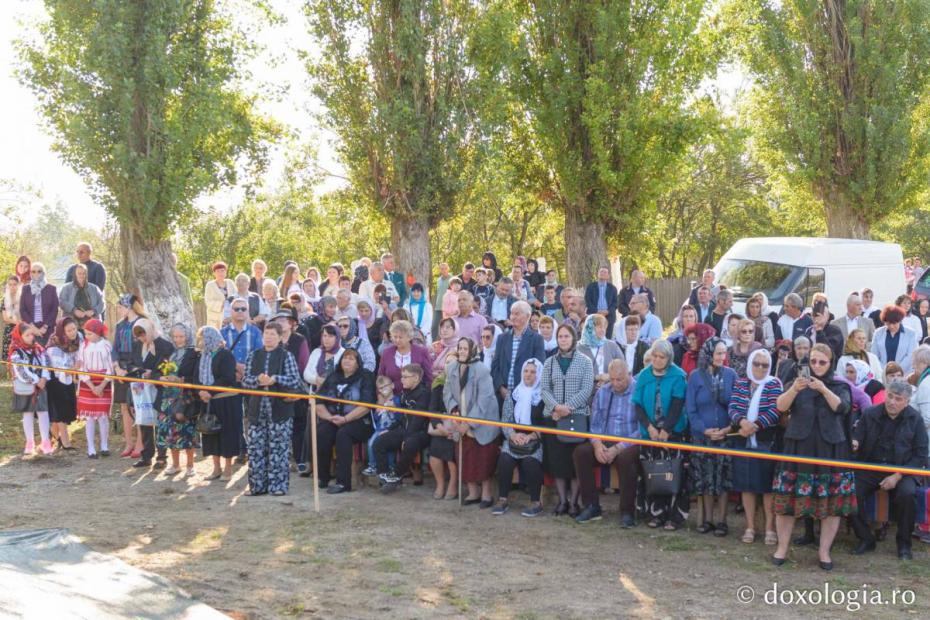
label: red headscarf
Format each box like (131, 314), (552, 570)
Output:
(50, 317), (82, 353)
(8, 322), (43, 361)
(15, 255), (31, 284)
(682, 323), (716, 376)
(83, 318), (108, 338)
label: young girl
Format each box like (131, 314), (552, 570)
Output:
(9, 323), (53, 455)
(45, 317), (82, 450)
(441, 277), (462, 319)
(77, 319), (114, 458)
(362, 376), (399, 477)
(428, 350), (460, 500)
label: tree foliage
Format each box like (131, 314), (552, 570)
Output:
(725, 0), (930, 238)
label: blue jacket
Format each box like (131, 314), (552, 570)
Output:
(491, 327), (545, 391)
(685, 366), (736, 435)
(584, 281), (618, 317)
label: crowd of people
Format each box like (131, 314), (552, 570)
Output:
(4, 245), (930, 568)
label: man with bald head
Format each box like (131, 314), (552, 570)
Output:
(491, 301), (545, 400)
(65, 241), (107, 292)
(618, 269), (656, 317)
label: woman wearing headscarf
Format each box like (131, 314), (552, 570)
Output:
(728, 349), (783, 546)
(912, 298), (930, 343)
(633, 339), (689, 530)
(197, 326), (242, 481)
(9, 323), (54, 455)
(837, 329), (883, 383)
(525, 259), (545, 290)
(404, 283), (433, 346)
(542, 324), (595, 517)
(2, 275), (22, 366)
(431, 318), (459, 377)
(577, 314), (623, 389)
(772, 343), (856, 570)
(304, 324), (344, 391)
(481, 252), (502, 283)
(157, 323), (200, 476)
(127, 318), (174, 469)
(729, 318), (763, 379)
(426, 349), (460, 499)
(58, 263), (105, 328)
(315, 348), (376, 493)
(444, 336), (501, 508)
(18, 261), (58, 346)
(76, 319), (113, 458)
(479, 323), (502, 369)
(670, 305), (699, 366)
(493, 358), (546, 517)
(686, 337), (736, 536)
(842, 358), (885, 406)
(45, 317), (82, 450)
(336, 317), (375, 372)
(680, 323), (716, 377)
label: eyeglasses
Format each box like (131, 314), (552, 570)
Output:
(232, 307), (248, 313)
(30, 269), (43, 274)
(752, 361), (770, 369)
(740, 328), (756, 334)
(810, 359), (830, 367)
(337, 324), (350, 329)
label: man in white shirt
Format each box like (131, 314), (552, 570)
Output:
(832, 292), (875, 345)
(333, 289), (358, 320)
(359, 262), (399, 304)
(694, 285), (715, 323)
(777, 293), (813, 341)
(618, 294), (662, 344)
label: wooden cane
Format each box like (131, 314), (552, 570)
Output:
(310, 397), (320, 514)
(458, 389), (466, 508)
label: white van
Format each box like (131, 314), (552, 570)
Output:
(711, 237), (905, 314)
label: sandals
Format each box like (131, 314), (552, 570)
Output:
(204, 471), (222, 481)
(647, 519), (661, 529)
(164, 466), (180, 475)
(765, 531), (778, 546)
(663, 522), (678, 531)
(741, 528), (756, 544)
(696, 521), (715, 534)
(713, 523), (729, 537)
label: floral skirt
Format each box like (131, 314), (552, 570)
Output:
(690, 436), (731, 496)
(772, 424), (857, 519)
(157, 386), (196, 450)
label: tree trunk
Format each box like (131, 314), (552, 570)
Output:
(391, 214), (432, 295)
(564, 206), (608, 287)
(120, 226), (194, 330)
(822, 187), (871, 238)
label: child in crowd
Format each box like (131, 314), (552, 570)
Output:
(374, 363), (431, 492)
(472, 268), (494, 309)
(9, 323), (53, 455)
(539, 285), (562, 317)
(428, 351), (460, 499)
(362, 376), (400, 477)
(442, 277), (462, 319)
(77, 319), (114, 458)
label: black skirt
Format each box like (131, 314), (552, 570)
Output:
(46, 377), (77, 424)
(544, 434), (580, 479)
(429, 434), (456, 463)
(201, 394), (243, 458)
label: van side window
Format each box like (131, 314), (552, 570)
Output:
(794, 268), (825, 307)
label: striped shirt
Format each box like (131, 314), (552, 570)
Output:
(507, 332), (523, 389)
(727, 377), (782, 430)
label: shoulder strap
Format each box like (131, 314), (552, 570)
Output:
(229, 327), (247, 352)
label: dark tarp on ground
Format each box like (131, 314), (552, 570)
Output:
(0, 528), (227, 619)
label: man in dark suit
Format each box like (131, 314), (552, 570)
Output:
(585, 266), (619, 339)
(381, 253), (407, 306)
(850, 382), (929, 560)
(618, 269), (656, 317)
(491, 300), (545, 400)
(485, 277), (518, 327)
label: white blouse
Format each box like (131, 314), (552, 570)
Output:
(78, 339), (114, 383)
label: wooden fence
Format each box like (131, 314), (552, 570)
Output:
(650, 277), (695, 326)
(104, 302), (206, 335)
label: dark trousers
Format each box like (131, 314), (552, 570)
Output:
(606, 312), (616, 340)
(851, 470), (918, 550)
(373, 428), (430, 475)
(140, 426), (156, 462)
(316, 418), (373, 489)
(292, 401), (309, 465)
(574, 441), (639, 514)
(498, 452), (543, 502)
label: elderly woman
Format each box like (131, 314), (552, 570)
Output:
(729, 349), (783, 546)
(444, 336), (501, 508)
(127, 318), (174, 469)
(427, 350), (460, 499)
(686, 337), (736, 536)
(670, 305), (699, 365)
(315, 349), (376, 494)
(872, 305), (919, 375)
(18, 261), (58, 345)
(542, 324), (595, 517)
(837, 328), (884, 383)
(776, 336), (811, 386)
(577, 314), (623, 389)
(680, 323), (716, 377)
(58, 263), (105, 328)
(304, 325), (344, 391)
(729, 318), (763, 379)
(772, 343), (857, 570)
(746, 293), (776, 348)
(633, 339), (689, 530)
(912, 345), (930, 434)
(378, 320), (433, 395)
(197, 326), (242, 481)
(336, 317), (376, 372)
(261, 280), (283, 318)
(157, 324), (200, 476)
(493, 358), (546, 517)
(843, 359), (885, 406)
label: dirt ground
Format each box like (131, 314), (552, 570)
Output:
(2, 397), (930, 619)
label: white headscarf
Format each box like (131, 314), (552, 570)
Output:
(512, 358), (543, 426)
(746, 348), (777, 449)
(480, 323), (502, 370)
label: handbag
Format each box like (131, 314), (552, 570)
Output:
(13, 378), (36, 396)
(508, 435), (540, 456)
(550, 358), (587, 444)
(130, 382), (158, 426)
(642, 456), (683, 496)
(196, 401), (222, 434)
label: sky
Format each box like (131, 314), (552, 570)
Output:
(0, 1), (747, 233)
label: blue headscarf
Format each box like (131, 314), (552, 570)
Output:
(198, 326), (224, 386)
(580, 315), (607, 348)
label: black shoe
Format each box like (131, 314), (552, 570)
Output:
(132, 459), (150, 468)
(696, 521), (715, 534)
(898, 547), (913, 561)
(713, 523), (729, 537)
(318, 480), (329, 490)
(479, 499), (494, 509)
(245, 489), (267, 497)
(575, 505), (603, 524)
(568, 503), (581, 518)
(620, 514), (636, 529)
(793, 533), (817, 546)
(851, 540), (876, 555)
(152, 460), (166, 470)
(819, 560), (834, 571)
(553, 501), (568, 516)
(326, 483), (348, 495)
(463, 498), (482, 506)
(99, 450), (110, 457)
(771, 555), (786, 566)
(87, 453), (98, 460)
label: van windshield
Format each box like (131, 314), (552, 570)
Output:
(714, 259), (803, 305)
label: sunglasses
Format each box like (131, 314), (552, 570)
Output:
(232, 307), (248, 312)
(337, 324), (350, 329)
(752, 361), (770, 369)
(810, 359), (830, 367)
(740, 329), (756, 334)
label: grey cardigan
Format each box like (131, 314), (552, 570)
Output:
(541, 352), (595, 420)
(443, 360), (501, 445)
(58, 281), (105, 318)
(577, 340), (624, 377)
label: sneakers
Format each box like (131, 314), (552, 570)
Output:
(521, 504), (543, 518)
(39, 439), (54, 455)
(491, 501), (509, 516)
(185, 467), (195, 477)
(620, 514), (636, 529)
(164, 466), (180, 475)
(297, 463), (310, 477)
(23, 441), (35, 456)
(361, 465), (378, 477)
(379, 480), (400, 494)
(379, 471), (401, 485)
(327, 483), (348, 495)
(575, 504), (603, 524)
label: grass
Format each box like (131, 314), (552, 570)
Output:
(0, 385), (22, 457)
(378, 584), (404, 597)
(377, 557), (402, 573)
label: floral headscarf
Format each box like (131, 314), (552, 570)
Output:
(198, 326), (225, 386)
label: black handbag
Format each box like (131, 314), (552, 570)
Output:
(508, 435), (541, 456)
(642, 456), (683, 496)
(196, 401), (222, 434)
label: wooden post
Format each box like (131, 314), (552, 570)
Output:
(310, 397), (320, 514)
(458, 390), (466, 507)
